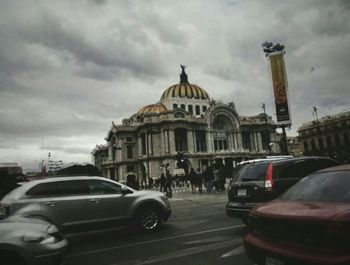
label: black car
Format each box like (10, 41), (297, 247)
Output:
(226, 156), (341, 223)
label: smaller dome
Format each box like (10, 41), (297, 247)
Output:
(137, 103), (168, 114)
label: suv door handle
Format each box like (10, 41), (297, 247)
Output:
(90, 199), (100, 204)
(45, 201), (56, 207)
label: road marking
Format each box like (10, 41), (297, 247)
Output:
(69, 224), (245, 258)
(169, 198), (184, 201)
(221, 244), (245, 258)
(182, 235), (232, 245)
(111, 238), (243, 265)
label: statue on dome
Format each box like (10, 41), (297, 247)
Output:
(180, 65), (189, 84)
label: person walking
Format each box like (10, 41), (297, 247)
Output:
(165, 172), (173, 197)
(189, 168), (197, 193)
(196, 168), (203, 193)
(160, 173), (166, 192)
(213, 168), (220, 192)
(203, 166), (214, 192)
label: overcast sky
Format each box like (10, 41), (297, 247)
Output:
(0, 0), (349, 171)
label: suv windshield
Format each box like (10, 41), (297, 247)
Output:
(280, 171), (350, 202)
(234, 162), (269, 182)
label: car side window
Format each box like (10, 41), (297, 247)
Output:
(54, 180), (89, 196)
(279, 159), (338, 180)
(88, 180), (123, 195)
(279, 161), (315, 179)
(26, 183), (55, 197)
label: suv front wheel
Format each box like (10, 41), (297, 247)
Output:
(135, 206), (162, 232)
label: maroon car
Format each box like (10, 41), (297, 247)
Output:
(244, 164), (350, 265)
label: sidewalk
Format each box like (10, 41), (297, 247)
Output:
(150, 178), (231, 195)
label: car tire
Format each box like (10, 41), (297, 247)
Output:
(135, 205), (162, 232)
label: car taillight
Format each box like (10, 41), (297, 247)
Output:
(264, 163), (274, 190)
(0, 203), (9, 219)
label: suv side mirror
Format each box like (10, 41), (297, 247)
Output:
(121, 186), (132, 195)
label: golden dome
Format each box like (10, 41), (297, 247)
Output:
(137, 103), (168, 114)
(161, 83), (210, 101)
(161, 65), (210, 101)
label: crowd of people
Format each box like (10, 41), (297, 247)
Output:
(125, 166), (228, 196)
(155, 166), (227, 194)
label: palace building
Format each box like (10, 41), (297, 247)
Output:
(92, 66), (278, 183)
(297, 110), (350, 162)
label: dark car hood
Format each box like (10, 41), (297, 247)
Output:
(252, 200), (350, 221)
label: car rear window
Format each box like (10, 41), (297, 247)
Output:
(234, 162), (269, 182)
(280, 171), (350, 202)
(26, 183), (55, 197)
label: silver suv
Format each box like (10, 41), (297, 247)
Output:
(0, 216), (68, 265)
(1, 176), (171, 234)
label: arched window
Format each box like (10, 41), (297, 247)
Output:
(318, 138), (324, 150)
(188, 105), (193, 114)
(335, 134), (340, 146)
(311, 139), (316, 151)
(242, 133), (251, 150)
(212, 116), (231, 151)
(344, 132), (350, 145)
(195, 130), (206, 152)
(195, 105), (200, 115)
(175, 128), (188, 152)
(326, 135), (332, 148)
(141, 133), (146, 155)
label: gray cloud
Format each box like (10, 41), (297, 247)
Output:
(0, 0), (349, 169)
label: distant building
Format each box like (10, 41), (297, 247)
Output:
(0, 163), (24, 196)
(286, 136), (302, 156)
(92, 67), (279, 184)
(297, 110), (350, 162)
(0, 163), (22, 176)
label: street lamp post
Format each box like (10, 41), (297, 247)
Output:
(261, 41), (290, 155)
(262, 103), (272, 155)
(313, 106), (321, 155)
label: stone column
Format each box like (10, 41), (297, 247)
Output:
(138, 136), (142, 156)
(169, 130), (176, 154)
(187, 130), (195, 153)
(206, 130), (213, 152)
(250, 133), (255, 151)
(237, 132), (243, 150)
(108, 146), (112, 162)
(148, 133), (153, 155)
(229, 133), (234, 150)
(257, 132), (263, 151)
(115, 168), (119, 182)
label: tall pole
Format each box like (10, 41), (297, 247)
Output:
(261, 41), (291, 156)
(146, 131), (150, 189)
(262, 103), (272, 155)
(281, 125), (288, 155)
(313, 106), (321, 154)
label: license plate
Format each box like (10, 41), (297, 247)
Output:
(266, 256), (285, 265)
(237, 189), (246, 196)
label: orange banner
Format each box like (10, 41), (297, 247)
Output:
(270, 53), (291, 123)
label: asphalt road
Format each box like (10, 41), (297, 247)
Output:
(65, 190), (254, 265)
